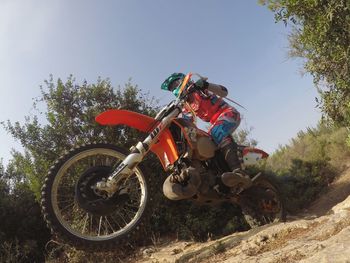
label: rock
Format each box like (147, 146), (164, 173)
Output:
(332, 195), (350, 213)
(141, 247), (156, 257)
(171, 248), (183, 255)
(134, 168), (350, 263)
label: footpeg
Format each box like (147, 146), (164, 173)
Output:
(221, 169), (252, 189)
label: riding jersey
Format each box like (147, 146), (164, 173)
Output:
(184, 90), (228, 123)
(184, 89), (241, 146)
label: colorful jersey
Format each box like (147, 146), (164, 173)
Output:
(184, 90), (228, 123)
(184, 89), (241, 146)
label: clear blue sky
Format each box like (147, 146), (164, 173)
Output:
(0, 0), (321, 164)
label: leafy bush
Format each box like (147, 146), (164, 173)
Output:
(0, 180), (50, 263)
(150, 200), (248, 241)
(277, 159), (336, 212)
(267, 122), (350, 212)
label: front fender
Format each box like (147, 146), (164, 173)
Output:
(95, 109), (179, 170)
(95, 109), (156, 132)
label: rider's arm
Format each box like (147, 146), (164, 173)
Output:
(195, 79), (228, 98)
(207, 83), (228, 98)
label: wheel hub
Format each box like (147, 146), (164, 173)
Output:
(75, 166), (129, 216)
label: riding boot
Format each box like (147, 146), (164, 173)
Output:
(220, 141), (241, 171)
(220, 141), (252, 188)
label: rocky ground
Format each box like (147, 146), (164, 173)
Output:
(134, 167), (350, 263)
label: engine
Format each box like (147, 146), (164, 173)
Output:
(163, 158), (219, 201)
(169, 118), (217, 161)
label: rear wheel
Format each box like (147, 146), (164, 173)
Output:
(41, 143), (155, 250)
(240, 174), (285, 228)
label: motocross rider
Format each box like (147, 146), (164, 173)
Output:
(161, 73), (245, 191)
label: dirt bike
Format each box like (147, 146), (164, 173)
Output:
(41, 73), (285, 250)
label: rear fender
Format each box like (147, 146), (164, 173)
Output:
(242, 147), (269, 166)
(95, 109), (179, 170)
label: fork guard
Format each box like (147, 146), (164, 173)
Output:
(96, 109), (179, 170)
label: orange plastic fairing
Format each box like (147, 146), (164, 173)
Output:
(96, 109), (156, 132)
(95, 109), (179, 170)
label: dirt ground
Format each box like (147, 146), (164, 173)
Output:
(305, 165), (350, 216)
(133, 165), (350, 263)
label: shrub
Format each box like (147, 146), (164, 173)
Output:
(267, 122), (350, 212)
(150, 200), (248, 242)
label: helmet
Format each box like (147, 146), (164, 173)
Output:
(161, 73), (186, 97)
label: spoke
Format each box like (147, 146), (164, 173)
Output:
(60, 202), (75, 213)
(105, 216), (116, 233)
(109, 214), (123, 230)
(82, 213), (89, 234)
(126, 176), (139, 186)
(52, 147), (146, 239)
(127, 178), (141, 191)
(57, 198), (75, 204)
(98, 216), (103, 236)
(87, 156), (94, 168)
(56, 192), (75, 198)
(123, 207), (138, 215)
(116, 211), (128, 226)
(71, 204), (86, 223)
(105, 157), (117, 167)
(61, 181), (73, 189)
(90, 214), (93, 234)
(127, 183), (141, 196)
(127, 185), (141, 195)
(124, 203), (140, 209)
(69, 209), (88, 232)
(128, 195), (141, 205)
(65, 169), (81, 181)
(121, 207), (137, 221)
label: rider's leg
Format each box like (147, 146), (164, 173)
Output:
(219, 138), (241, 171)
(209, 109), (252, 188)
(209, 108), (241, 171)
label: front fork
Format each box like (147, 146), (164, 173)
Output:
(95, 107), (181, 196)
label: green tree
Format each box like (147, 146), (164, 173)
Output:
(266, 121), (350, 211)
(1, 76), (258, 262)
(3, 75), (158, 199)
(260, 0), (350, 127)
(0, 161), (51, 263)
(1, 76), (164, 262)
(233, 126), (258, 147)
(0, 162), (8, 243)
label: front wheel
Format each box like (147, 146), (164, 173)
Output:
(240, 174), (286, 228)
(41, 143), (155, 250)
